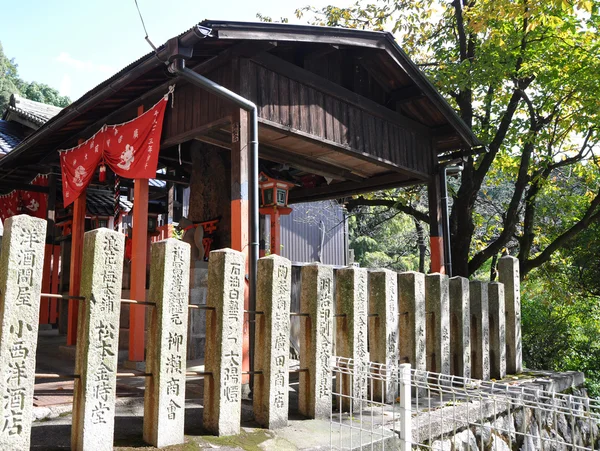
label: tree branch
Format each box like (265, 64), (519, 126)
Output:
(522, 191), (600, 277)
(345, 197), (430, 223)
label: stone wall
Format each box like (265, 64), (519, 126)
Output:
(415, 374), (598, 451)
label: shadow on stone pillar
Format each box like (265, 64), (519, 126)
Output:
(469, 281), (490, 381)
(449, 276), (470, 379)
(498, 256), (522, 374)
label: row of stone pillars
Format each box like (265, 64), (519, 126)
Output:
(0, 215), (522, 449)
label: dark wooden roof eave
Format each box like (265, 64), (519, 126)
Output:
(0, 20), (481, 182)
(202, 20), (481, 151)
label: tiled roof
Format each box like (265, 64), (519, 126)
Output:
(86, 189), (133, 217)
(0, 120), (25, 156)
(4, 94), (63, 127)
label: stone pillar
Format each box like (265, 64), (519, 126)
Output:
(187, 264), (209, 360)
(299, 263), (334, 419)
(253, 255), (292, 429)
(498, 256), (522, 374)
(336, 267), (368, 412)
(425, 274), (450, 374)
(449, 277), (470, 379)
(143, 239), (191, 447)
(398, 272), (426, 372)
(0, 215), (46, 450)
(203, 248), (245, 436)
(469, 281), (490, 381)
(368, 269), (398, 403)
(72, 229), (125, 451)
(488, 282), (506, 380)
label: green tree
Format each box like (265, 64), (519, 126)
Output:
(0, 41), (70, 114)
(0, 42), (20, 114)
(299, 0), (600, 279)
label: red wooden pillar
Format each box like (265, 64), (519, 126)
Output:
(231, 108), (250, 382)
(39, 244), (52, 324)
(129, 100), (149, 362)
(129, 179), (149, 361)
(50, 244), (60, 323)
(67, 193), (86, 345)
(428, 173), (445, 274)
(270, 210), (281, 255)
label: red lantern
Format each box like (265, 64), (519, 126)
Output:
(98, 164), (107, 182)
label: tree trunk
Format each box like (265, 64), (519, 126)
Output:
(188, 141), (231, 249)
(414, 218), (427, 273)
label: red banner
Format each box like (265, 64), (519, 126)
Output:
(103, 97), (167, 179)
(59, 89), (171, 207)
(59, 128), (104, 206)
(22, 174), (49, 219)
(0, 191), (18, 223)
(0, 174), (49, 222)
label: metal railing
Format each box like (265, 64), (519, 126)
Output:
(330, 357), (600, 450)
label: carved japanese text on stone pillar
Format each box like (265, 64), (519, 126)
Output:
(144, 239), (191, 447)
(470, 281), (490, 381)
(0, 215), (46, 451)
(398, 272), (426, 372)
(72, 229), (124, 451)
(488, 282), (506, 380)
(203, 248), (245, 436)
(369, 269), (399, 403)
(336, 267), (368, 412)
(254, 255), (292, 429)
(498, 256), (522, 374)
(449, 277), (471, 379)
(299, 263), (334, 419)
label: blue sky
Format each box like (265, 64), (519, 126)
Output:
(1, 0), (350, 101)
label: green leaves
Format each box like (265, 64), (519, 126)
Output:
(0, 41), (70, 114)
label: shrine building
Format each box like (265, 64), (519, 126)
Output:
(0, 20), (480, 374)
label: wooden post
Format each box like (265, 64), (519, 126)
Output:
(129, 179), (148, 362)
(129, 105), (148, 363)
(40, 244), (52, 324)
(47, 174), (59, 324)
(67, 189), (86, 346)
(50, 244), (60, 323)
(231, 107), (250, 382)
(270, 209), (281, 255)
(428, 174), (445, 274)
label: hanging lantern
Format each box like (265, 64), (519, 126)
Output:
(98, 163), (107, 182)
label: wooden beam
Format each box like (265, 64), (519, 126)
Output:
(390, 85), (424, 103)
(129, 178), (149, 362)
(289, 172), (422, 203)
(259, 118), (430, 180)
(251, 52), (431, 134)
(195, 134), (232, 151)
(259, 145), (365, 183)
(161, 117), (231, 149)
(214, 26), (388, 49)
(428, 174), (445, 274)
(53, 42), (277, 154)
(196, 128), (368, 182)
(0, 181), (50, 193)
(67, 193), (85, 346)
(230, 107), (250, 384)
(153, 172), (190, 185)
(129, 105), (149, 362)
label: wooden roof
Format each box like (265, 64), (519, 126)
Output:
(0, 20), (481, 195)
